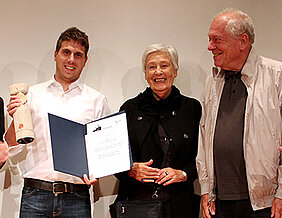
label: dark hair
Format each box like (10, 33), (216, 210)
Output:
(55, 27), (89, 57)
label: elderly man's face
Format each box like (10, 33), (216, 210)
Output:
(208, 16), (243, 71)
(145, 51), (177, 100)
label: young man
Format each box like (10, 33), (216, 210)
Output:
(197, 8), (282, 218)
(7, 27), (110, 217)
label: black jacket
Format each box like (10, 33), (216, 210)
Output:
(115, 86), (201, 217)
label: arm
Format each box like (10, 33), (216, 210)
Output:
(157, 99), (203, 186)
(272, 65), (282, 218)
(196, 77), (217, 217)
(201, 193), (215, 218)
(95, 96), (111, 118)
(0, 98), (8, 168)
(129, 159), (160, 182)
(5, 95), (21, 147)
(196, 76), (214, 196)
(0, 141), (8, 167)
(115, 101), (160, 183)
(0, 97), (4, 141)
(155, 167), (187, 185)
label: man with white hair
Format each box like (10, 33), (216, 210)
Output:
(196, 8), (282, 218)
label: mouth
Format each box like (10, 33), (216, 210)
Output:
(65, 65), (75, 70)
(213, 52), (223, 57)
(154, 78), (166, 82)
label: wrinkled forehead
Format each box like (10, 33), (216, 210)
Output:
(209, 16), (228, 34)
(146, 51), (171, 64)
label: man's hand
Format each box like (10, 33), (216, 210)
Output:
(7, 95), (22, 117)
(271, 197), (282, 218)
(129, 159), (160, 182)
(0, 141), (9, 165)
(82, 174), (98, 185)
(201, 194), (215, 218)
(155, 168), (186, 186)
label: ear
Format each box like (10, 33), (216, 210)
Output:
(84, 56), (88, 66)
(144, 71), (148, 80)
(239, 33), (250, 50)
(174, 70), (178, 78)
(54, 51), (57, 61)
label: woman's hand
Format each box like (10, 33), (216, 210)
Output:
(155, 167), (186, 186)
(81, 174), (99, 185)
(7, 95), (22, 117)
(129, 159), (160, 182)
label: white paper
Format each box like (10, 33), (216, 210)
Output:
(85, 112), (131, 178)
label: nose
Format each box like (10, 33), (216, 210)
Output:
(208, 40), (216, 51)
(68, 53), (75, 63)
(155, 66), (163, 74)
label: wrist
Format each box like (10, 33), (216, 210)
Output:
(182, 170), (187, 181)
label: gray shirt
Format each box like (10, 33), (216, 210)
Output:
(213, 70), (249, 200)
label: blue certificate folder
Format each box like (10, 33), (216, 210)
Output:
(48, 111), (132, 178)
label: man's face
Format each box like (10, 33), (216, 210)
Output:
(208, 16), (243, 71)
(145, 51), (177, 100)
(54, 39), (88, 87)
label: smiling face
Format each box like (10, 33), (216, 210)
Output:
(145, 51), (177, 100)
(208, 15), (246, 71)
(54, 39), (88, 90)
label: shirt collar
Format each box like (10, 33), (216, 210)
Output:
(224, 70), (242, 80)
(212, 47), (259, 87)
(47, 75), (84, 92)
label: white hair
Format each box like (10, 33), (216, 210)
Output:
(215, 8), (255, 44)
(142, 43), (179, 72)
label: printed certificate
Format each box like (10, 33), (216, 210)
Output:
(48, 111), (132, 178)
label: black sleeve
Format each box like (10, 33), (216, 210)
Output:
(0, 97), (5, 168)
(114, 101), (131, 181)
(0, 97), (4, 142)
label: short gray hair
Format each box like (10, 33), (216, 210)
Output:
(142, 44), (179, 72)
(216, 8), (255, 44)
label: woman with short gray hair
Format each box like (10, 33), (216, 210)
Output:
(112, 44), (201, 217)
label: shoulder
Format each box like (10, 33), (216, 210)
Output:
(28, 81), (53, 100)
(180, 94), (201, 109)
(259, 56), (282, 73)
(82, 84), (107, 99)
(29, 80), (51, 92)
(82, 84), (109, 113)
(256, 56), (282, 88)
(249, 49), (282, 72)
(260, 55), (282, 67)
(120, 94), (141, 111)
(178, 94), (202, 121)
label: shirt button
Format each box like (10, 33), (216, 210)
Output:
(137, 116), (143, 120)
(172, 111), (176, 116)
(184, 133), (189, 139)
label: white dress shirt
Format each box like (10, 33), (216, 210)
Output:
(9, 77), (110, 184)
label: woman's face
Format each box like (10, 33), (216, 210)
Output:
(145, 51), (177, 100)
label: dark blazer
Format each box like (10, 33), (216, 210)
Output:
(0, 97), (4, 141)
(115, 86), (201, 218)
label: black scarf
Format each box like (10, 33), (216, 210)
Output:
(136, 86), (181, 167)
